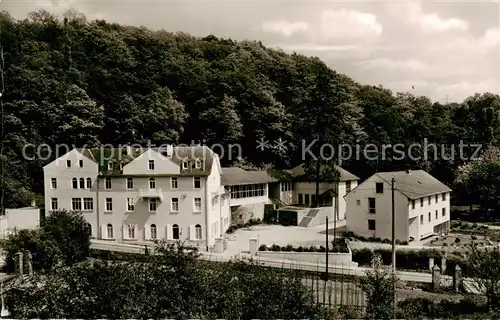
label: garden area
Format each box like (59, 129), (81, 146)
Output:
(258, 238), (350, 253)
(423, 233), (492, 248)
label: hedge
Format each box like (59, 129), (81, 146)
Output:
(258, 239), (349, 253)
(226, 218), (262, 234)
(343, 231), (409, 245)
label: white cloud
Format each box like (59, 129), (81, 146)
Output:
(261, 19), (309, 37)
(419, 13), (468, 32)
(360, 58), (428, 72)
(318, 9), (382, 42)
(386, 2), (469, 33)
(435, 78), (500, 102)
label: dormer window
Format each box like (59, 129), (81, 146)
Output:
(182, 161), (188, 170)
(195, 160), (201, 169)
(148, 160), (155, 170)
(107, 162), (113, 170)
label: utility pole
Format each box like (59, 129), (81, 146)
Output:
(326, 215), (329, 275)
(391, 177), (396, 272)
(391, 177), (396, 320)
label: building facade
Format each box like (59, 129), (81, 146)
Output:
(43, 146), (230, 249)
(345, 170), (451, 242)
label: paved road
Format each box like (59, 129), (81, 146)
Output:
(90, 240), (481, 293)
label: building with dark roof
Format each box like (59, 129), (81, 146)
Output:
(345, 169), (451, 242)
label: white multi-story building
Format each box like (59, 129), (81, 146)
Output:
(43, 146), (230, 250)
(345, 169), (451, 242)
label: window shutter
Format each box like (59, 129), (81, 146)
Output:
(144, 224), (150, 240)
(166, 224), (172, 240)
(189, 225), (195, 240)
(134, 224), (138, 239)
(123, 224), (128, 240)
(101, 225), (107, 239)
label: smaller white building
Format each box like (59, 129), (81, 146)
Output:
(345, 170), (451, 242)
(0, 205), (41, 238)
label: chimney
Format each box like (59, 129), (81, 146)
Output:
(406, 169), (412, 174)
(30, 199), (36, 207)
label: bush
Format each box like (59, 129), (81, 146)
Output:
(455, 237), (461, 243)
(284, 244), (294, 252)
(309, 246), (317, 252)
(296, 246), (304, 252)
(258, 244), (267, 251)
(270, 244), (281, 251)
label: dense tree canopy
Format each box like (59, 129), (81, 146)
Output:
(1, 9), (500, 209)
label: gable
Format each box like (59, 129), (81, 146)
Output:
(43, 148), (97, 171)
(122, 149), (180, 175)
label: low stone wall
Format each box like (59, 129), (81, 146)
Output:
(256, 251), (357, 267)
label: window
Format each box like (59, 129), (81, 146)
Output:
(150, 224), (157, 240)
(83, 198), (93, 211)
(149, 198), (157, 212)
(195, 224), (202, 240)
(412, 200), (415, 209)
(298, 194), (303, 204)
(107, 162), (113, 170)
(86, 178), (92, 189)
(368, 198), (376, 214)
(72, 198), (82, 211)
(311, 194), (317, 206)
(182, 161), (188, 169)
(72, 178), (78, 189)
(171, 198), (179, 212)
(107, 224), (113, 239)
(442, 208), (446, 217)
(195, 160), (201, 169)
(346, 181), (351, 193)
(149, 178), (156, 189)
(105, 177), (112, 190)
(66, 160), (71, 168)
(356, 199), (361, 206)
(51, 198), (58, 210)
(79, 160), (83, 168)
(194, 198), (202, 212)
(428, 212), (431, 222)
(376, 183), (383, 193)
(148, 160), (155, 170)
(420, 198), (424, 207)
(368, 220), (376, 231)
(127, 178), (134, 189)
(230, 184), (266, 199)
(171, 177), (178, 189)
(194, 177), (201, 189)
(281, 182), (292, 192)
(428, 196), (431, 205)
(127, 198), (135, 212)
(435, 194), (438, 203)
(79, 178), (85, 189)
(128, 224), (136, 239)
(119, 162), (124, 171)
(305, 194), (310, 205)
(105, 198), (112, 212)
(442, 193), (447, 201)
(420, 215), (423, 225)
(435, 210), (438, 220)
(172, 224), (180, 239)
(51, 178), (57, 189)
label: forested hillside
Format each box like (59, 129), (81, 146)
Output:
(1, 9), (500, 209)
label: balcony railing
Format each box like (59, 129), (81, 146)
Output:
(138, 188), (163, 201)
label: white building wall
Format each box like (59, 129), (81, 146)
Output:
(4, 207), (40, 231)
(43, 149), (99, 237)
(122, 149), (179, 175)
(409, 192), (451, 239)
(346, 175), (409, 241)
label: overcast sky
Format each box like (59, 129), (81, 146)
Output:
(3, 0), (500, 103)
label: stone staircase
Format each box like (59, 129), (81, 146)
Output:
(298, 208), (320, 227)
(270, 198), (288, 209)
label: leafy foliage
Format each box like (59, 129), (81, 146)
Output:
(6, 242), (328, 319)
(3, 209), (90, 272)
(2, 9), (500, 211)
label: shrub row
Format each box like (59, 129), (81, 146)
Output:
(259, 244), (330, 252)
(226, 218), (262, 234)
(343, 231), (409, 245)
(258, 239), (350, 253)
(397, 296), (488, 319)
